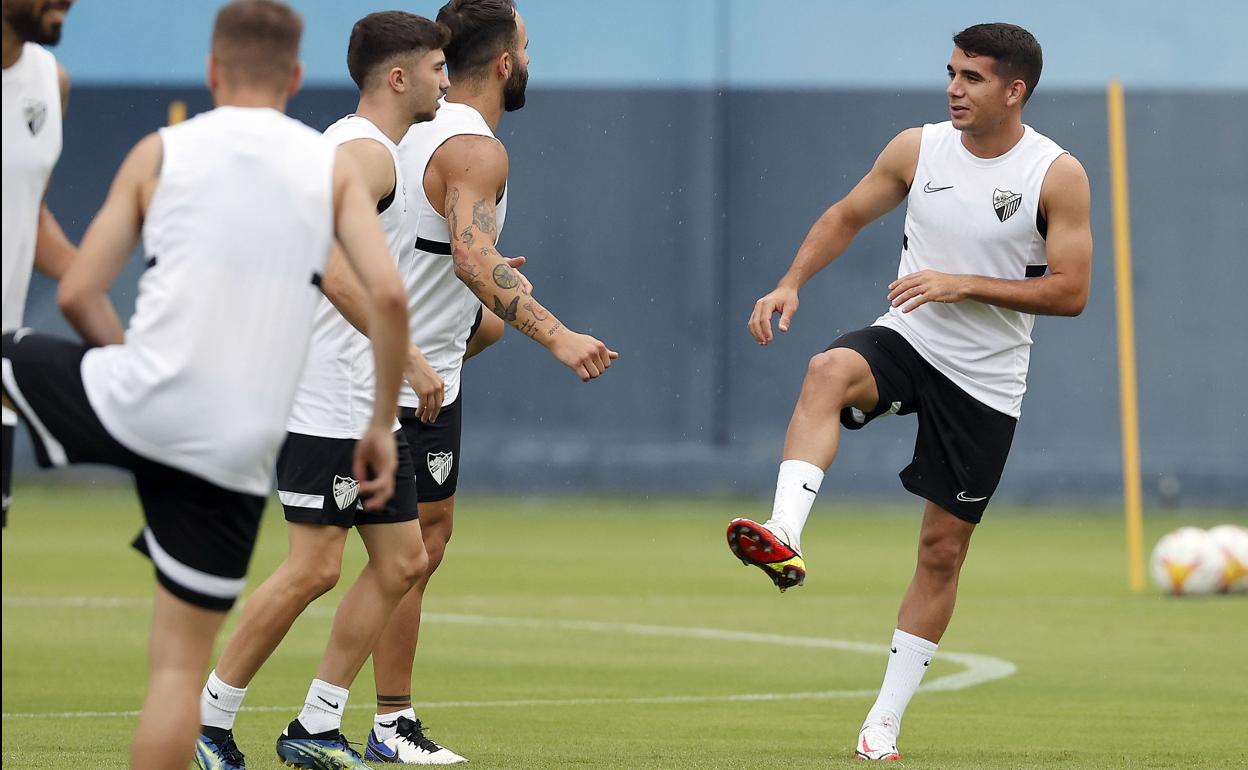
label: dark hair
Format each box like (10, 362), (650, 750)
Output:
(436, 0), (518, 77)
(211, 0), (303, 89)
(953, 23), (1043, 103)
(347, 12), (451, 90)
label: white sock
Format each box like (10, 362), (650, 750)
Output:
(864, 629), (939, 734)
(200, 670), (247, 731)
(373, 707), (415, 742)
(764, 459), (824, 552)
(297, 679), (349, 735)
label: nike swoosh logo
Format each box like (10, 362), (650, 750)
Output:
(802, 483), (818, 495)
(378, 721), (397, 729)
(890, 647), (898, 653)
(956, 492), (989, 502)
(923, 181), (954, 193)
(923, 660), (930, 666)
(317, 696), (340, 709)
(207, 688), (219, 700)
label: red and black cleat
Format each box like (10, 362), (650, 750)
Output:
(726, 518), (806, 592)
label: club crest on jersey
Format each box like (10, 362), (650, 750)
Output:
(993, 188), (1022, 222)
(332, 475), (360, 510)
(427, 452), (454, 485)
(24, 98), (47, 135)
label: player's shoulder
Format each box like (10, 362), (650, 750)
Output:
(432, 133), (509, 182)
(1043, 152), (1089, 190)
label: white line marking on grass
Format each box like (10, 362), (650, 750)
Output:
(2, 596), (1015, 720)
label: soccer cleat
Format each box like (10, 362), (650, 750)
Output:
(275, 719), (373, 769)
(726, 518), (805, 592)
(854, 722), (902, 761)
(365, 716), (468, 765)
(195, 726), (247, 770)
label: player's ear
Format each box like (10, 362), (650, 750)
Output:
(206, 53), (219, 92)
(498, 50), (511, 81)
(389, 65), (405, 93)
(1006, 79), (1026, 107)
(288, 60), (304, 98)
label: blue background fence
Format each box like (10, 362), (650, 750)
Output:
(12, 2), (1248, 505)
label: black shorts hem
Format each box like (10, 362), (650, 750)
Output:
(900, 477), (985, 525)
(150, 569), (237, 612)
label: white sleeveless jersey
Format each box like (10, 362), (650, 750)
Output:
(874, 122), (1067, 417)
(2, 43), (62, 333)
(80, 107), (336, 495)
(397, 100), (507, 408)
(286, 115), (410, 438)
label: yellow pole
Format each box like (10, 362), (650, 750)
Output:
(1107, 80), (1145, 592)
(167, 100), (187, 126)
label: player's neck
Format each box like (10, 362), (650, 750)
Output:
(445, 83), (503, 133)
(352, 96), (406, 145)
(2, 20), (25, 69)
(959, 119), (1025, 159)
(212, 84), (288, 113)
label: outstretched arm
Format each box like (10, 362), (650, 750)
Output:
(750, 128), (919, 344)
(58, 133), (162, 345)
(434, 135), (617, 381)
(887, 154), (1091, 316)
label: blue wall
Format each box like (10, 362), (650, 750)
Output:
(55, 1), (1248, 89)
(10, 2), (1248, 506)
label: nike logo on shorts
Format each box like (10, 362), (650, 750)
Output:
(956, 491), (989, 502)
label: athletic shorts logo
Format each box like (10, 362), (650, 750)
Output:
(427, 452), (454, 485)
(332, 475), (360, 510)
(24, 99), (47, 135)
(993, 188), (1022, 222)
(956, 491), (989, 503)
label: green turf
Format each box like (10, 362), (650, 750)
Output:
(3, 483), (1246, 768)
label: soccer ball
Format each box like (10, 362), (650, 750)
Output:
(1149, 527), (1227, 596)
(1207, 524), (1248, 593)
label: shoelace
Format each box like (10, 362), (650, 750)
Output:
(216, 732), (246, 764)
(331, 732), (366, 759)
(395, 717), (444, 754)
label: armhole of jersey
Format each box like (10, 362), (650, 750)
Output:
(1034, 150), (1069, 241)
(418, 132), (499, 221)
(144, 129), (173, 241)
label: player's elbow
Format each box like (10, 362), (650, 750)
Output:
(373, 281), (407, 319)
(56, 280), (88, 319)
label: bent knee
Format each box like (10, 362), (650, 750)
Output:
(290, 561), (342, 599)
(806, 348), (868, 394)
(916, 537), (965, 576)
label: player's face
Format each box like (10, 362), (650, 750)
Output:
(502, 12), (530, 112)
(946, 47), (1005, 132)
(2, 0), (74, 46)
(408, 48), (449, 124)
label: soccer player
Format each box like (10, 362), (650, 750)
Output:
(362, 0), (619, 762)
(191, 12), (453, 770)
(0, 2), (411, 769)
(727, 23), (1092, 761)
(1, 0), (78, 525)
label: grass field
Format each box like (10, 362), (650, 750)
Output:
(2, 483), (1246, 769)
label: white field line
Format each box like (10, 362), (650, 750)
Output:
(1, 596), (1016, 720)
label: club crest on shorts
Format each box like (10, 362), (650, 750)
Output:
(993, 187), (1022, 222)
(332, 475), (359, 510)
(24, 98), (47, 135)
(427, 452), (454, 485)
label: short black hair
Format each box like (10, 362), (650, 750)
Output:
(953, 23), (1043, 103)
(347, 11), (451, 90)
(436, 0), (518, 77)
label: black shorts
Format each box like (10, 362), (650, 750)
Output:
(276, 430), (419, 527)
(400, 395), (461, 503)
(829, 326), (1017, 524)
(1, 331), (265, 611)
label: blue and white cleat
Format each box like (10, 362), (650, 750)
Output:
(275, 719), (373, 769)
(194, 726), (247, 770)
(365, 716), (468, 765)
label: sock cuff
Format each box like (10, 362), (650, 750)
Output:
(308, 678), (350, 702)
(376, 707), (415, 723)
(778, 459), (825, 491)
(207, 670), (247, 699)
(892, 628), (939, 655)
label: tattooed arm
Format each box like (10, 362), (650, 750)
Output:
(429, 135), (617, 381)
